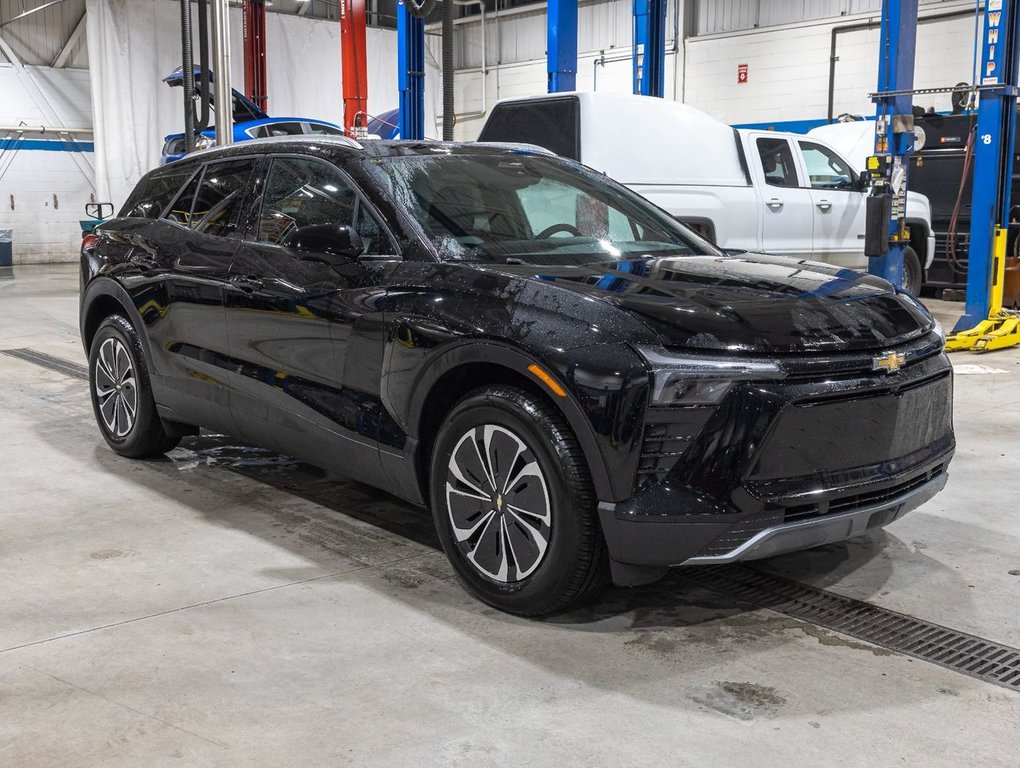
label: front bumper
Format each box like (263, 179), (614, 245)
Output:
(598, 338), (955, 572)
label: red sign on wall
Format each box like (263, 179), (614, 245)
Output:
(737, 63), (749, 84)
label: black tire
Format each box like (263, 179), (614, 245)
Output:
(88, 314), (180, 458)
(902, 246), (922, 296)
(429, 385), (608, 617)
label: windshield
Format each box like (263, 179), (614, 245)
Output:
(364, 152), (720, 264)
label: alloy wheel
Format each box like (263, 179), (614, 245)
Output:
(94, 337), (138, 438)
(445, 424), (552, 583)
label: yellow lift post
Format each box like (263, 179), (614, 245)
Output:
(945, 228), (1020, 352)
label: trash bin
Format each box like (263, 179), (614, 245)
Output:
(0, 228), (11, 268)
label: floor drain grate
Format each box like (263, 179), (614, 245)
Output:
(685, 565), (1020, 693)
(1, 348), (89, 381)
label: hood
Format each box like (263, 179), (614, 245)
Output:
(163, 67), (269, 122)
(477, 253), (934, 354)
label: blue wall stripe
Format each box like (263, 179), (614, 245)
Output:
(0, 138), (95, 153)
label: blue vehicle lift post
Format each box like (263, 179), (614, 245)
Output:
(865, 0), (919, 290)
(947, 0), (1020, 351)
(397, 0), (425, 140)
(547, 0), (577, 92)
(633, 0), (667, 97)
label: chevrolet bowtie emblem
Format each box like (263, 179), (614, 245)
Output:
(873, 351), (906, 374)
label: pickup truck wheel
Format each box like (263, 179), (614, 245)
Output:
(902, 246), (922, 296)
(429, 385), (608, 616)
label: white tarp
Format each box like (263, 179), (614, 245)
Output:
(86, 0), (438, 208)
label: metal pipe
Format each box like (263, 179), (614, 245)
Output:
(211, 0), (234, 146)
(0, 0), (68, 30)
(197, 0), (212, 131)
(180, 0), (197, 153)
(827, 7), (977, 123)
(452, 0), (486, 120)
(0, 125), (92, 134)
(442, 0), (455, 139)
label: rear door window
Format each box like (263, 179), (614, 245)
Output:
(190, 159), (257, 237)
(756, 137), (800, 188)
(257, 156), (394, 255)
(164, 171), (202, 225)
(305, 123), (345, 136)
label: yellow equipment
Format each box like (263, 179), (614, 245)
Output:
(945, 227), (1020, 353)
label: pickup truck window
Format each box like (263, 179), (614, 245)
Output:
(798, 141), (856, 190)
(756, 137), (799, 188)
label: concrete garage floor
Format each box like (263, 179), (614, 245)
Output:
(1, 265), (1019, 768)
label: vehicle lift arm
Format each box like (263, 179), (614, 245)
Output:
(633, 0), (667, 97)
(947, 0), (1020, 352)
(341, 0), (369, 138)
(548, 0), (578, 92)
(865, 0), (919, 290)
(242, 0), (268, 113)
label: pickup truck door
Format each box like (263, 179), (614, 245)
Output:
(749, 134), (815, 258)
(795, 139), (868, 269)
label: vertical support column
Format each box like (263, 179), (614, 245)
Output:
(633, 0), (667, 97)
(868, 0), (918, 289)
(958, 0), (1020, 329)
(211, 0), (234, 147)
(341, 0), (369, 137)
(547, 0), (577, 92)
(398, 0), (426, 140)
(243, 0), (269, 113)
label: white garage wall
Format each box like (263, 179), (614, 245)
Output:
(0, 66), (96, 264)
(684, 7), (981, 128)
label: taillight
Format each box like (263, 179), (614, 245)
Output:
(81, 233), (101, 254)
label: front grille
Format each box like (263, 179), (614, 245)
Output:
(775, 464), (945, 524)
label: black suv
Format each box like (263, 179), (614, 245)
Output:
(80, 137), (955, 615)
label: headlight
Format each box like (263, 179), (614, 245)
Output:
(932, 318), (946, 345)
(635, 345), (787, 406)
(194, 135), (216, 151)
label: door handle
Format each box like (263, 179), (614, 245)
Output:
(816, 200), (833, 213)
(230, 274), (263, 292)
(766, 198), (784, 210)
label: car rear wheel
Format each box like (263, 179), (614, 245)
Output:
(429, 385), (608, 616)
(89, 315), (180, 458)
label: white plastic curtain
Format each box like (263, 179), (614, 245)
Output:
(86, 0), (438, 208)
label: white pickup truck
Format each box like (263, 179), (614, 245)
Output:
(477, 92), (934, 294)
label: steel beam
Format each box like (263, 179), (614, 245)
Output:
(547, 0), (577, 92)
(243, 0), (269, 113)
(210, 0), (234, 146)
(957, 0), (1020, 330)
(341, 0), (369, 137)
(51, 12), (85, 68)
(397, 0), (425, 140)
(867, 0), (919, 289)
(633, 0), (667, 97)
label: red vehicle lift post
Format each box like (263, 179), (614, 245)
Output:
(242, 0), (269, 113)
(340, 0), (369, 138)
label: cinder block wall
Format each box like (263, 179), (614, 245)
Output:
(0, 67), (95, 265)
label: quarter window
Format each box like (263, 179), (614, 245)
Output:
(798, 141), (856, 189)
(757, 137), (799, 188)
(306, 123), (345, 136)
(121, 171), (190, 218)
(190, 159), (256, 237)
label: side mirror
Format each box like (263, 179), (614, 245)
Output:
(856, 171), (872, 191)
(282, 223), (365, 262)
(85, 202), (114, 220)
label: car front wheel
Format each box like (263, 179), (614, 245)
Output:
(89, 315), (180, 458)
(430, 384), (608, 616)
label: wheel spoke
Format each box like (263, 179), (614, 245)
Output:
(448, 436), (492, 498)
(472, 429), (497, 492)
(99, 391), (118, 429)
